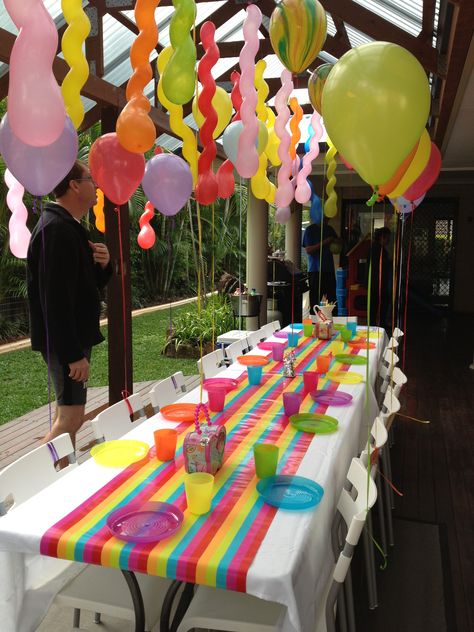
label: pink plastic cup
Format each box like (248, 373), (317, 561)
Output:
(283, 391), (303, 417)
(303, 371), (319, 392)
(272, 343), (285, 362)
(316, 354), (332, 373)
(207, 385), (226, 412)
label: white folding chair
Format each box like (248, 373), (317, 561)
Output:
(176, 458), (377, 632)
(0, 435), (175, 632)
(260, 323), (275, 339)
(197, 348), (225, 378)
(246, 329), (265, 350)
(269, 319), (281, 331)
(90, 393), (146, 442)
(386, 336), (399, 350)
(389, 366), (407, 398)
(392, 327), (404, 340)
(149, 371), (186, 413)
(225, 339), (248, 364)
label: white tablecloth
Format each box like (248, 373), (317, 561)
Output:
(0, 326), (386, 632)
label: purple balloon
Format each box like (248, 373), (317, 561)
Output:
(142, 153), (193, 216)
(0, 114), (78, 196)
(390, 192), (425, 215)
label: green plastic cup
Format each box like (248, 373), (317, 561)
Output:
(303, 322), (314, 336)
(253, 444), (279, 479)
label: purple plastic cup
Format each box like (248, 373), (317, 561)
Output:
(283, 391), (303, 417)
(207, 385), (226, 412)
(272, 343), (285, 362)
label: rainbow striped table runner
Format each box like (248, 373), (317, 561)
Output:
(40, 335), (361, 592)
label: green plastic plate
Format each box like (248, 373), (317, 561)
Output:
(289, 413), (339, 434)
(334, 354), (368, 365)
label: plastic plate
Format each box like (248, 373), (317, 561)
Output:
(256, 475), (324, 510)
(91, 440), (150, 468)
(334, 354), (368, 366)
(289, 412), (339, 434)
(203, 378), (238, 393)
(310, 390), (353, 406)
(160, 403), (206, 422)
(106, 501), (183, 543)
(237, 355), (270, 366)
(325, 371), (364, 385)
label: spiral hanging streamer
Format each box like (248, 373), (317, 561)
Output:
(60, 0), (91, 128)
(289, 97), (303, 160)
(274, 69), (294, 208)
(251, 60), (273, 201)
(93, 189), (105, 233)
(157, 47), (198, 185)
(116, 0), (158, 154)
(216, 71), (241, 198)
(5, 169), (31, 259)
(295, 109), (323, 203)
(195, 21), (219, 206)
(137, 201), (156, 249)
(235, 4), (262, 179)
(162, 0), (197, 105)
(324, 137), (338, 217)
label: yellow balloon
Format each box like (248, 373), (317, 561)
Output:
(387, 129), (431, 198)
(265, 182), (276, 204)
(265, 107), (281, 166)
(192, 87), (233, 139)
(322, 42), (431, 186)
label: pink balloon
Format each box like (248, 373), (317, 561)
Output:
(403, 142), (441, 201)
(5, 0), (65, 147)
(235, 4), (261, 178)
(4, 169), (31, 259)
(274, 70), (295, 208)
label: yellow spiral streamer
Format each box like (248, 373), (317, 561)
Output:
(251, 60), (273, 201)
(61, 0), (91, 128)
(264, 107), (281, 167)
(324, 137), (338, 217)
(157, 47), (198, 185)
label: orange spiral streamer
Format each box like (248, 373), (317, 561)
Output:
(289, 96), (303, 159)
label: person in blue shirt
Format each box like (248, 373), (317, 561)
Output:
(303, 217), (338, 313)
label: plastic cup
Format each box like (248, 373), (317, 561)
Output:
(283, 391), (303, 417)
(207, 385), (226, 412)
(303, 371), (319, 392)
(316, 354), (332, 373)
(340, 328), (352, 344)
(303, 321), (313, 337)
(287, 332), (299, 347)
(253, 444), (279, 479)
(247, 365), (263, 385)
(154, 429), (178, 461)
(272, 343), (285, 362)
(347, 322), (358, 337)
(184, 472), (214, 515)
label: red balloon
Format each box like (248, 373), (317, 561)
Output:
(89, 133), (145, 206)
(403, 142), (441, 201)
(216, 160), (235, 199)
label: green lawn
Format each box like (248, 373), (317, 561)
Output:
(0, 304), (197, 426)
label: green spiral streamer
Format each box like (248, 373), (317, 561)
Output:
(162, 0), (197, 105)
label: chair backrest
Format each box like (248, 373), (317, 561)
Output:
(393, 327), (404, 339)
(90, 393), (146, 442)
(225, 339), (247, 364)
(386, 336), (399, 349)
(390, 366), (407, 397)
(149, 371), (186, 413)
(378, 347), (400, 382)
(381, 386), (401, 417)
(269, 319), (281, 331)
(197, 348), (225, 379)
(0, 433), (77, 514)
(246, 329), (264, 350)
(360, 417), (388, 473)
(260, 323), (275, 339)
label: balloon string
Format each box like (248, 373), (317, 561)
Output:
(211, 201), (215, 349)
(396, 412), (431, 424)
(369, 529), (388, 571)
(168, 218), (175, 335)
(397, 217), (405, 331)
(391, 213), (399, 338)
(402, 213), (414, 370)
(365, 205), (374, 504)
(318, 159), (327, 303)
(196, 199), (203, 402)
(39, 199), (53, 431)
(115, 206), (129, 396)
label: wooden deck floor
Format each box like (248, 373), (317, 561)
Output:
(0, 375), (200, 469)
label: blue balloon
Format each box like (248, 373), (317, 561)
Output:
(305, 120), (315, 154)
(310, 193), (322, 224)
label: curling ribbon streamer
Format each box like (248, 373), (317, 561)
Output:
(324, 137), (338, 217)
(157, 46), (198, 185)
(289, 97), (303, 160)
(137, 201), (156, 249)
(235, 4), (262, 179)
(5, 169), (31, 259)
(251, 60), (272, 201)
(195, 21), (219, 206)
(216, 70), (241, 199)
(116, 0), (159, 154)
(5, 0), (65, 147)
(295, 109), (323, 203)
(60, 0), (91, 128)
(162, 0), (197, 105)
(274, 69), (294, 208)
(92, 189), (105, 233)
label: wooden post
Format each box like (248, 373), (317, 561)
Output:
(246, 190), (268, 328)
(101, 107), (133, 404)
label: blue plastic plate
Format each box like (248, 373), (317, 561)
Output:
(256, 475), (324, 510)
(289, 323), (304, 330)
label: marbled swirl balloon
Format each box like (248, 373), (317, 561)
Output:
(270, 0), (327, 74)
(308, 63), (333, 114)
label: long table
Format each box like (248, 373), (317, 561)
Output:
(0, 326), (385, 632)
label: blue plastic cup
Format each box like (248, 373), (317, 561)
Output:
(347, 322), (358, 337)
(247, 365), (263, 385)
(287, 332), (299, 347)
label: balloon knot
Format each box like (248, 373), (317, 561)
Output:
(366, 187), (379, 207)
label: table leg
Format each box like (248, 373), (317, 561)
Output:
(121, 570), (145, 632)
(160, 580), (195, 632)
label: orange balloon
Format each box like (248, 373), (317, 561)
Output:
(289, 97), (303, 159)
(378, 141), (419, 197)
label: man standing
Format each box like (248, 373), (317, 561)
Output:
(27, 161), (112, 447)
(303, 216), (338, 313)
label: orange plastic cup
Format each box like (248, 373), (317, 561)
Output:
(154, 429), (178, 461)
(316, 354), (332, 373)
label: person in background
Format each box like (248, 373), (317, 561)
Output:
(27, 160), (112, 449)
(303, 216), (338, 313)
(367, 226), (392, 331)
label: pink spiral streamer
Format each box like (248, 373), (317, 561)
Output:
(5, 169), (31, 259)
(235, 4), (261, 179)
(295, 109), (323, 203)
(274, 69), (294, 208)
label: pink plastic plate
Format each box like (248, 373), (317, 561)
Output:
(203, 378), (238, 393)
(106, 502), (184, 543)
(258, 341), (286, 351)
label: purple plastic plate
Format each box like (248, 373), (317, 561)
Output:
(274, 331), (289, 338)
(310, 390), (353, 406)
(203, 378), (238, 393)
(106, 502), (184, 543)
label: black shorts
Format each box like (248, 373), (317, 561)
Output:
(42, 349), (91, 406)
